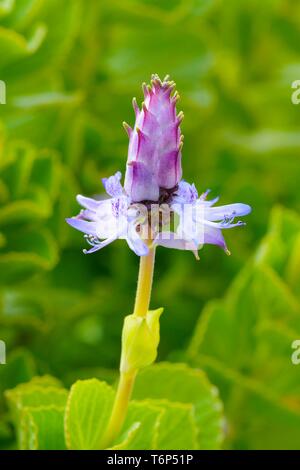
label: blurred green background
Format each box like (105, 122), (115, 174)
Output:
(0, 0), (300, 450)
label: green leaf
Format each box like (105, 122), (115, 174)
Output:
(30, 149), (61, 199)
(132, 362), (224, 449)
(0, 24), (46, 69)
(6, 383), (67, 417)
(12, 90), (84, 109)
(0, 143), (61, 202)
(0, 349), (36, 396)
(192, 353), (300, 450)
(0, 288), (47, 330)
(5, 376), (68, 449)
(0, 141), (35, 199)
(187, 207), (300, 449)
(2, 0), (43, 28)
(21, 375), (63, 389)
(109, 422), (141, 450)
(0, 186), (52, 225)
(0, 228), (58, 282)
(5, 374), (67, 450)
(151, 399), (198, 450)
(286, 233), (300, 295)
(0, 0), (15, 18)
(7, 0), (82, 74)
(20, 406), (66, 450)
(255, 206), (300, 278)
(64, 379), (114, 450)
(252, 264), (300, 330)
(115, 400), (162, 450)
(254, 232), (287, 276)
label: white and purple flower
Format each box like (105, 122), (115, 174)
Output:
(66, 74), (251, 257)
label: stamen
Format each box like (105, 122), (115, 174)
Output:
(84, 234), (102, 247)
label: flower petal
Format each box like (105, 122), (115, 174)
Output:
(126, 226), (149, 256)
(78, 209), (97, 221)
(204, 203), (252, 221)
(173, 180), (198, 204)
(154, 232), (198, 251)
(76, 194), (103, 211)
(203, 225), (227, 251)
(66, 218), (97, 236)
(102, 171), (123, 197)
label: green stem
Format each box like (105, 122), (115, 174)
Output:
(101, 246), (156, 448)
(133, 245), (156, 317)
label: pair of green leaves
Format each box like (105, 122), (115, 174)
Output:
(5, 362), (224, 450)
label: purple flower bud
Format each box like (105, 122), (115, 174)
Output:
(124, 74), (183, 202)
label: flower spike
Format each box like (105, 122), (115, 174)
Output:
(67, 74), (251, 257)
